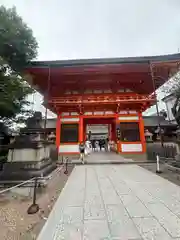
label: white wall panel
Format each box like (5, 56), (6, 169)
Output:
(118, 116), (139, 121)
(121, 144), (142, 152)
(129, 110), (137, 114)
(119, 111), (128, 114)
(61, 112), (70, 116)
(105, 111), (114, 114)
(71, 112), (79, 116)
(59, 144), (79, 153)
(84, 112), (93, 115)
(61, 118), (79, 122)
(94, 111), (104, 115)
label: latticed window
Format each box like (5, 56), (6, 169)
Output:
(119, 122), (140, 142)
(60, 124), (79, 143)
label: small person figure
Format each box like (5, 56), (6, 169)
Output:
(85, 139), (91, 155)
(79, 141), (85, 164)
(105, 138), (109, 152)
(99, 139), (103, 151)
(95, 140), (99, 151)
(92, 140), (96, 151)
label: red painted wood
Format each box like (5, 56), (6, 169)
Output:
(26, 60), (174, 96)
(56, 115), (61, 147)
(79, 116), (83, 142)
(46, 93), (155, 114)
(84, 118), (115, 125)
(26, 59), (180, 117)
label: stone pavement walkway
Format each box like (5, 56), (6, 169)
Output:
(37, 164), (180, 240)
(71, 151), (134, 164)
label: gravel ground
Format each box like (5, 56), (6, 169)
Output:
(139, 162), (180, 187)
(0, 164), (74, 240)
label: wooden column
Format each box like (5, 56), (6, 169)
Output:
(79, 115), (84, 142)
(111, 120), (116, 141)
(108, 124), (112, 140)
(56, 115), (61, 147)
(115, 114), (121, 153)
(139, 112), (146, 153)
(83, 122), (87, 141)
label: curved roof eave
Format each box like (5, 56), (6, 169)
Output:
(26, 53), (180, 69)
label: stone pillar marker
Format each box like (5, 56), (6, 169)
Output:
(0, 112), (56, 182)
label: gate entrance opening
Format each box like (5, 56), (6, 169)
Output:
(84, 117), (116, 141)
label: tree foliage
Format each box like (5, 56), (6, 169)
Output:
(0, 6), (38, 126)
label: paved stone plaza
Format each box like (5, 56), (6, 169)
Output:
(38, 162), (180, 240)
(71, 151), (134, 164)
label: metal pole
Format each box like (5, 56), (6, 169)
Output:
(156, 154), (162, 174)
(150, 62), (164, 147)
(61, 155), (64, 165)
(27, 177), (39, 214)
(44, 66), (51, 140)
(32, 177), (38, 205)
(64, 157), (68, 174)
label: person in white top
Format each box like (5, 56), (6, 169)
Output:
(85, 140), (91, 155)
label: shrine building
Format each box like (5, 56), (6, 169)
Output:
(25, 53), (180, 155)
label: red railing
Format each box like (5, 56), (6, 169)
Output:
(48, 93), (156, 105)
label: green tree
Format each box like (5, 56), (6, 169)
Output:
(0, 6), (38, 125)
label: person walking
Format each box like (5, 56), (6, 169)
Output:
(79, 142), (85, 164)
(99, 139), (103, 151)
(107, 138), (110, 151)
(104, 138), (109, 151)
(95, 140), (99, 151)
(85, 139), (91, 155)
(92, 139), (96, 151)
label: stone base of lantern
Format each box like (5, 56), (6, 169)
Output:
(0, 144), (56, 182)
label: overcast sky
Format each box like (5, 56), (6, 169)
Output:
(1, 0), (180, 117)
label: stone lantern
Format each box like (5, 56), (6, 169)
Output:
(0, 112), (56, 182)
(145, 129), (153, 142)
(155, 127), (164, 142)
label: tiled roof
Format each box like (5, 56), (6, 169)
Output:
(143, 116), (176, 127)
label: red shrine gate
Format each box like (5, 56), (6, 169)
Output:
(25, 54), (180, 155)
(55, 113), (145, 154)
